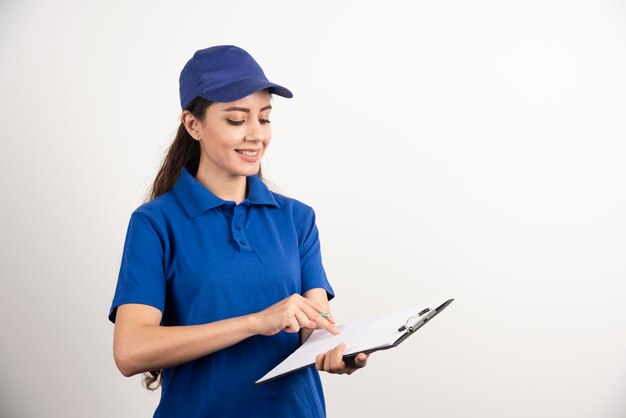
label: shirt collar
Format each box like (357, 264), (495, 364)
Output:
(173, 164), (279, 219)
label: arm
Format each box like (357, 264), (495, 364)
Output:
(113, 303), (257, 377)
(113, 295), (340, 378)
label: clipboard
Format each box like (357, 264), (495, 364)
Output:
(255, 298), (454, 385)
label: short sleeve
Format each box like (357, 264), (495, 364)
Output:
(108, 212), (167, 323)
(298, 207), (335, 301)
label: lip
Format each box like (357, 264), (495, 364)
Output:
(234, 148), (261, 162)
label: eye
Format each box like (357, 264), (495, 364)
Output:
(226, 119), (245, 126)
(260, 119), (271, 124)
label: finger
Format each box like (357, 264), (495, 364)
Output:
(300, 299), (338, 325)
(323, 349), (334, 372)
(314, 313), (340, 335)
(299, 296), (328, 313)
(296, 296), (340, 332)
(354, 353), (368, 368)
(282, 313), (300, 333)
(315, 354), (325, 371)
(299, 304), (340, 335)
(294, 309), (316, 330)
(330, 343), (347, 371)
(320, 312), (336, 324)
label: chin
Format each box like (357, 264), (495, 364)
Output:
(237, 165), (261, 177)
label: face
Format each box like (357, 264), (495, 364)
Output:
(185, 90), (272, 179)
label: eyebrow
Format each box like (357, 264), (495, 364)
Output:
(222, 104), (272, 113)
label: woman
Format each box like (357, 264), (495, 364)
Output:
(108, 45), (369, 418)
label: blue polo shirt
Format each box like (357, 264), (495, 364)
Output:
(108, 164), (335, 418)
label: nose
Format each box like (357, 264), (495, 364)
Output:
(244, 118), (266, 142)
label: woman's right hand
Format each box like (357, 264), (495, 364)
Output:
(250, 294), (341, 336)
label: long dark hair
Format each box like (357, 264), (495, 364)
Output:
(141, 96), (265, 390)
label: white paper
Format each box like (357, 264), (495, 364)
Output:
(255, 299), (450, 384)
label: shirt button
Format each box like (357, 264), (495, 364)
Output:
(239, 240), (247, 246)
(235, 225), (241, 231)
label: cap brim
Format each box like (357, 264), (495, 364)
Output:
(199, 78), (293, 103)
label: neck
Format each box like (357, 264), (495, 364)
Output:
(194, 163), (248, 204)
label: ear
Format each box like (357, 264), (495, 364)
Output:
(181, 110), (202, 139)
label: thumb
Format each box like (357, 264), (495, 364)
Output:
(355, 353), (368, 367)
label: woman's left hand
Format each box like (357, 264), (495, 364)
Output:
(315, 342), (369, 375)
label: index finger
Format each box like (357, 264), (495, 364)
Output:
(319, 312), (336, 324)
(299, 303), (341, 335)
(300, 296), (329, 314)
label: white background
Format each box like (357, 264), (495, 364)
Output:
(1, 1), (625, 417)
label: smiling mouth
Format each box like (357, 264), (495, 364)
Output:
(235, 149), (259, 156)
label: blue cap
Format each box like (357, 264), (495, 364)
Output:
(179, 45), (293, 109)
